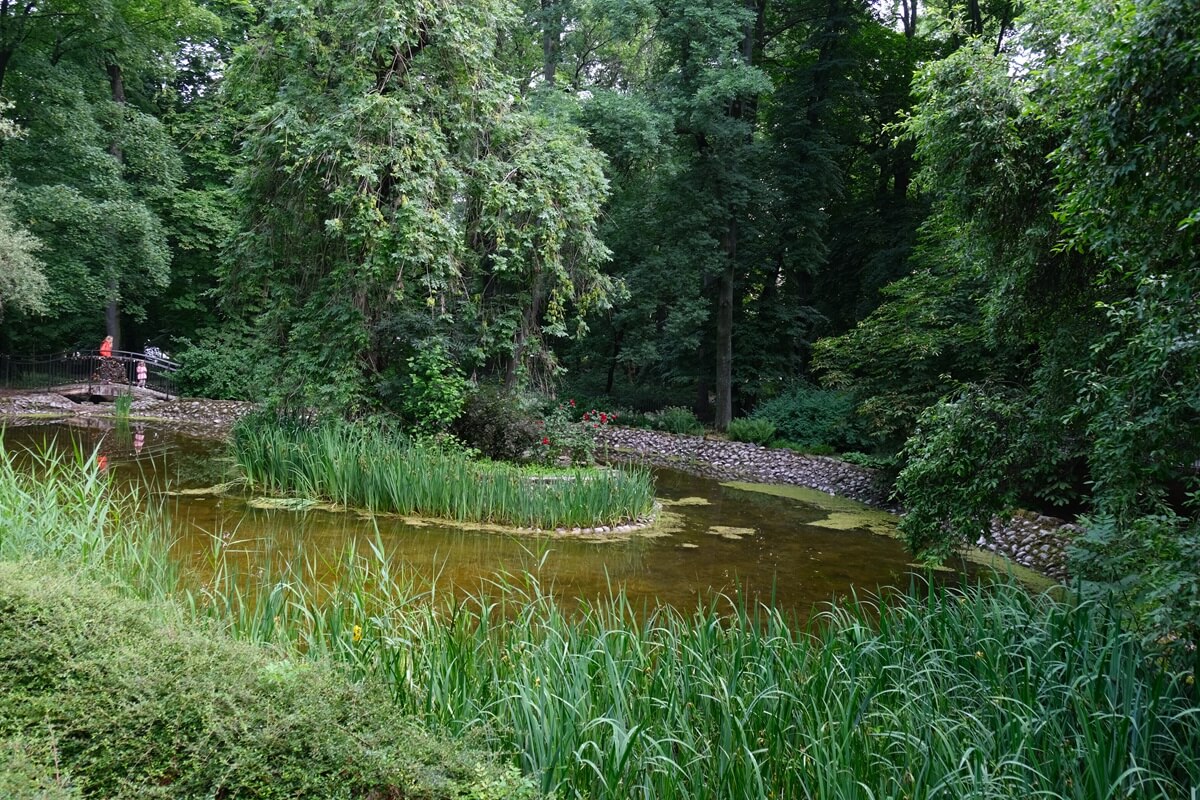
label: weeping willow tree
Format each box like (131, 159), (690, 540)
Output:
(220, 0), (614, 410)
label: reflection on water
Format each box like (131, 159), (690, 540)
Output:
(3, 422), (982, 615)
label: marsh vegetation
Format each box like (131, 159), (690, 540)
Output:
(2, 445), (1197, 799)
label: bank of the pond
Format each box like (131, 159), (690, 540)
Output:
(599, 425), (1074, 581)
(0, 391), (254, 438)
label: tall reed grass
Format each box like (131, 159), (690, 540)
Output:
(230, 415), (656, 530)
(204, 550), (1200, 800)
(113, 391), (133, 419)
(0, 440), (176, 599)
(3, 443), (1198, 800)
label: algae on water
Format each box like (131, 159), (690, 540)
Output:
(722, 482), (900, 538)
(662, 496), (711, 507)
(705, 525), (756, 540)
(807, 511), (899, 538)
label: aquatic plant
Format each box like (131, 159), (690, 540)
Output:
(113, 391), (133, 420)
(0, 441), (176, 599)
(230, 415), (655, 530)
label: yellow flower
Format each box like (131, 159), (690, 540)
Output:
(352, 624), (363, 642)
(975, 651), (985, 659)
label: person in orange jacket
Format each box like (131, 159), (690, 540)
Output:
(99, 335), (113, 358)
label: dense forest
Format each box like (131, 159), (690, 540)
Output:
(0, 0), (1196, 663)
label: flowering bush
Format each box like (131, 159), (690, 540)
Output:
(533, 401), (620, 465)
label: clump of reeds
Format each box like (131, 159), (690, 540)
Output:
(229, 414), (656, 530)
(113, 391), (133, 419)
(0, 440), (177, 599)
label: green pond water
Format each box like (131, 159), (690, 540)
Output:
(3, 420), (997, 614)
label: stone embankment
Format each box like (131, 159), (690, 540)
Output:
(598, 425), (1074, 582)
(596, 426), (890, 506)
(0, 392), (254, 437)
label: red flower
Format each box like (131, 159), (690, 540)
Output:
(542, 437), (549, 445)
(569, 399), (576, 407)
(599, 413), (608, 423)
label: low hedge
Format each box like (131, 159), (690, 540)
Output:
(0, 563), (536, 800)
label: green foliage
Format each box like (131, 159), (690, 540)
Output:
(0, 738), (78, 800)
(751, 383), (868, 453)
(220, 0), (614, 409)
(819, 0), (1200, 655)
(0, 0), (218, 351)
(774, 441), (835, 457)
(535, 401), (598, 465)
(400, 344), (468, 437)
(894, 388), (1026, 560)
(0, 177), (48, 321)
(231, 414), (655, 529)
(646, 406), (703, 436)
(451, 384), (543, 462)
(172, 327), (259, 401)
(0, 564), (537, 800)
(813, 265), (992, 446)
(725, 417), (775, 446)
(837, 451), (895, 472)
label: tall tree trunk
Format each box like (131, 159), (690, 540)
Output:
(106, 61), (125, 348)
(715, 224), (735, 430)
(541, 0), (560, 86)
(0, 49), (11, 97)
(710, 0), (766, 432)
(506, 273), (547, 390)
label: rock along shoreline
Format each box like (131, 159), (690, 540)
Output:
(596, 426), (1074, 582)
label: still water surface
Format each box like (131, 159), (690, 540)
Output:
(5, 420), (984, 615)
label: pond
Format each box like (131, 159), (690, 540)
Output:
(3, 420), (995, 615)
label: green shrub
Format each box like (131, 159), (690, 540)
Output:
(537, 400), (598, 465)
(647, 406), (703, 435)
(726, 417), (776, 445)
(752, 383), (869, 452)
(0, 564), (536, 800)
(452, 384), (543, 462)
(400, 343), (468, 436)
(0, 738), (79, 800)
(773, 440), (835, 456)
(172, 327), (260, 401)
(837, 451), (895, 471)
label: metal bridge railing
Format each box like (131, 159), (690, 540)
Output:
(0, 349), (179, 399)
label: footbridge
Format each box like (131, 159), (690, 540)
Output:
(0, 349), (179, 401)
